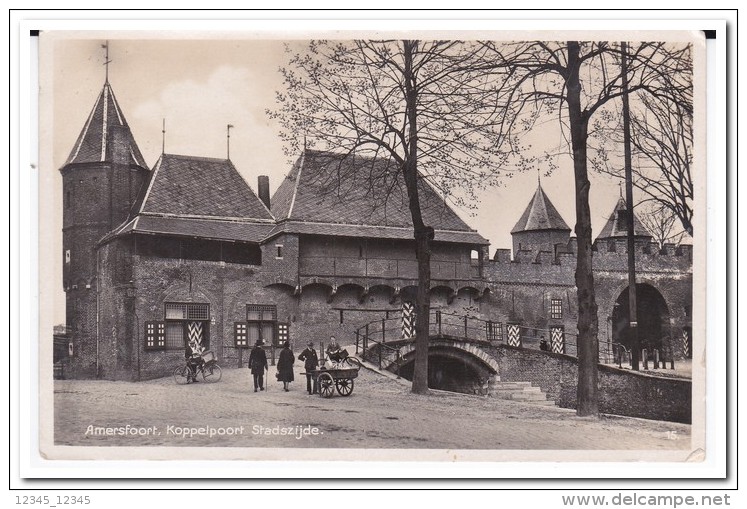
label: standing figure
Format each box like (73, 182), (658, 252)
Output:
(298, 341), (319, 395)
(248, 339), (268, 392)
(185, 338), (204, 383)
(539, 336), (549, 352)
(276, 341), (295, 392)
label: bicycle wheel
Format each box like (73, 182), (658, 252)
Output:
(343, 357), (362, 369)
(201, 363), (222, 383)
(173, 365), (190, 385)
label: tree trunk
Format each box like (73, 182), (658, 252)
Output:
(566, 41), (599, 417)
(402, 40), (431, 395)
(411, 226), (432, 394)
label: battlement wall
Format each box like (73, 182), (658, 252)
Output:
(490, 238), (692, 282)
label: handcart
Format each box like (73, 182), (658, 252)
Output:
(305, 366), (359, 398)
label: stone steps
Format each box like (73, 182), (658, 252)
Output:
(489, 380), (555, 406)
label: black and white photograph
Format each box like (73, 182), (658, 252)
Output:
(36, 28), (707, 465)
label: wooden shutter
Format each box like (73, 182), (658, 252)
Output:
(145, 321), (166, 350)
(234, 322), (248, 347)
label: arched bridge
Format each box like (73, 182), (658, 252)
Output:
(353, 310), (622, 395)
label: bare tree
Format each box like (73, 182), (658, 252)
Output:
(268, 40), (511, 394)
(481, 41), (692, 416)
(637, 202), (687, 250)
(592, 67), (694, 236)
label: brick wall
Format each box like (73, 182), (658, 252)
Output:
(496, 345), (691, 423)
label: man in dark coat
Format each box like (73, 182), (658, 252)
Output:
(276, 341), (295, 392)
(298, 341), (319, 395)
(248, 340), (268, 392)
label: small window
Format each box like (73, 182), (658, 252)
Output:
(247, 304), (278, 345)
(165, 302), (210, 321)
(276, 244), (283, 259)
(550, 299), (563, 319)
(486, 321), (502, 342)
(608, 240), (616, 253)
(65, 250), (71, 264)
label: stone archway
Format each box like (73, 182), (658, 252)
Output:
(391, 339), (499, 395)
(611, 283), (671, 355)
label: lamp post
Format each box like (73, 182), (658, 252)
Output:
(621, 41), (640, 371)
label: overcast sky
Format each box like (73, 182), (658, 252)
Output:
(46, 35), (635, 324)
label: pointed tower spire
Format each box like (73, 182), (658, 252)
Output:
(65, 82), (146, 167)
(511, 182), (570, 233)
(162, 118), (166, 154)
(595, 196), (653, 241)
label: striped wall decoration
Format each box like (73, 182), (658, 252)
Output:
(551, 326), (565, 354)
(682, 329), (690, 358)
(507, 324), (521, 347)
(187, 321), (203, 351)
(402, 302), (416, 339)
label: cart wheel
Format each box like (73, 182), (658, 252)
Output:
(173, 365), (190, 385)
(336, 378), (354, 396)
(202, 363), (222, 383)
(318, 372), (335, 398)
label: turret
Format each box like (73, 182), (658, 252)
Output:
(60, 80), (149, 377)
(510, 183), (571, 261)
(593, 197), (653, 253)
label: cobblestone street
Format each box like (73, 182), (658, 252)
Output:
(54, 364), (692, 452)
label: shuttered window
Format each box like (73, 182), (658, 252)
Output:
(144, 321), (166, 350)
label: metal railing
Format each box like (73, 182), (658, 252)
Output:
(299, 255), (481, 280)
(352, 309), (676, 370)
(606, 342), (676, 370)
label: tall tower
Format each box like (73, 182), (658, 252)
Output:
(60, 79), (149, 378)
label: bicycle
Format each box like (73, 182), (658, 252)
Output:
(326, 348), (362, 369)
(173, 350), (222, 384)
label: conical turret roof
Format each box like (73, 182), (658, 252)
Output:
(65, 81), (147, 168)
(596, 197), (652, 241)
(511, 183), (571, 234)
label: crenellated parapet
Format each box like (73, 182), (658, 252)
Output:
(490, 238), (691, 274)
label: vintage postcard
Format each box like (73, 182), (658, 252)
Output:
(36, 27), (708, 468)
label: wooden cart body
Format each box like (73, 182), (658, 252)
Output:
(304, 367), (359, 397)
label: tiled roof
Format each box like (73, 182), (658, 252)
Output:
(65, 82), (147, 168)
(596, 197), (653, 240)
(270, 149), (485, 242)
(511, 184), (570, 233)
(140, 154), (274, 220)
(119, 215), (275, 243)
(266, 220), (489, 245)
